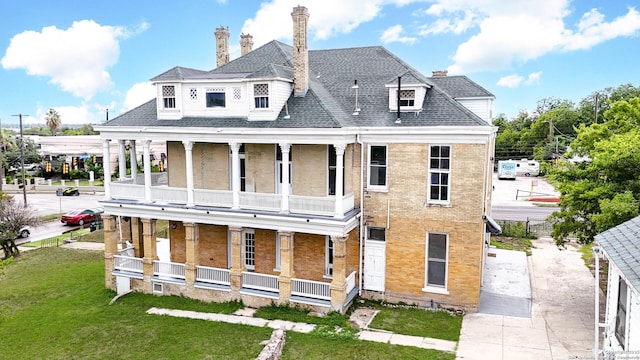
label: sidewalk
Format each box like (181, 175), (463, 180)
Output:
(456, 237), (596, 359)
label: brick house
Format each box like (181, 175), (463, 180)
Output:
(95, 6), (499, 313)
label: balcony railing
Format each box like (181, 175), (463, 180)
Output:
(196, 266), (230, 285)
(153, 260), (185, 280)
(292, 278), (331, 300)
(242, 272), (279, 293)
(113, 255), (143, 273)
(110, 179), (355, 217)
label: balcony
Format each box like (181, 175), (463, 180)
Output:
(109, 177), (355, 217)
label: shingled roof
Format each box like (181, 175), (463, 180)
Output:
(595, 216), (640, 291)
(104, 40), (491, 129)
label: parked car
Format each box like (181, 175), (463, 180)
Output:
(18, 226), (30, 238)
(60, 207), (104, 226)
(59, 187), (80, 196)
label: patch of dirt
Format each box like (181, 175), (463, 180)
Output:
(349, 307), (378, 330)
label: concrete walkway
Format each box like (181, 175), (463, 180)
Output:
(456, 237), (596, 359)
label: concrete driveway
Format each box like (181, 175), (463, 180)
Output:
(456, 237), (597, 359)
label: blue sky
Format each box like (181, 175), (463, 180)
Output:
(1, 0), (639, 126)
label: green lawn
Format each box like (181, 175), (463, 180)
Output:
(367, 304), (463, 342)
(1, 248), (455, 359)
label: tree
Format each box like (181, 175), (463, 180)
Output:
(550, 106), (640, 246)
(45, 108), (62, 136)
(0, 193), (41, 258)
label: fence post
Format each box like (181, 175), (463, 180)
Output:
(526, 217), (530, 235)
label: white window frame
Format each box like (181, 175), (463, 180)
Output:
(615, 277), (629, 349)
(243, 229), (255, 271)
(205, 88), (226, 108)
(428, 145), (451, 204)
(367, 144), (387, 191)
(253, 83), (270, 109)
(398, 89), (415, 107)
(228, 144), (246, 192)
(324, 236), (334, 278)
(162, 85), (176, 109)
(423, 232), (449, 294)
(274, 234), (281, 272)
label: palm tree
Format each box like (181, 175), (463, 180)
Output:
(45, 108), (61, 136)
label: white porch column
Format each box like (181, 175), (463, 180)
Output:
(183, 141), (195, 207)
(334, 144), (346, 218)
(118, 140), (127, 180)
(279, 143), (290, 213)
(102, 139), (111, 200)
(130, 140), (138, 184)
(230, 142), (241, 209)
(143, 140), (152, 202)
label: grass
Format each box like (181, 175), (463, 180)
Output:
(364, 302), (462, 342)
(491, 237), (534, 256)
(254, 303), (350, 327)
(1, 247), (456, 359)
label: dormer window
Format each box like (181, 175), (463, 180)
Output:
(162, 86), (176, 109)
(254, 83), (269, 108)
(399, 89), (415, 107)
(206, 88), (226, 108)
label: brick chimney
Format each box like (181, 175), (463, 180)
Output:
(240, 33), (253, 56)
(215, 26), (230, 68)
(291, 6), (309, 97)
(432, 70), (448, 77)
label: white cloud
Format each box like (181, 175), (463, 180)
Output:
(525, 71), (542, 85)
(25, 104), (95, 126)
(496, 74), (524, 88)
(411, 1), (640, 74)
(240, 0), (413, 46)
(1, 20), (148, 100)
(380, 25), (417, 44)
(124, 82), (156, 111)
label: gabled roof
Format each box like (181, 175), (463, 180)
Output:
(595, 216), (640, 291)
(104, 40), (492, 129)
(428, 75), (495, 99)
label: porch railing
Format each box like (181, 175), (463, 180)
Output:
(111, 183), (145, 200)
(153, 260), (185, 280)
(113, 255), (143, 273)
(239, 192), (281, 211)
(196, 266), (230, 285)
(194, 189), (233, 207)
(292, 278), (331, 300)
(346, 271), (357, 294)
(151, 187), (188, 203)
(242, 272), (279, 292)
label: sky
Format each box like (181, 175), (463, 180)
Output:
(1, 0), (639, 127)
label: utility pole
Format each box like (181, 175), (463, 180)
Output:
(11, 114), (27, 207)
(548, 120), (553, 143)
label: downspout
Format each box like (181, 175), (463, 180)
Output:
(357, 133), (365, 296)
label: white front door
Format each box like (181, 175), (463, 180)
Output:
(363, 240), (386, 291)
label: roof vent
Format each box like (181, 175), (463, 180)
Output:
(352, 80), (360, 116)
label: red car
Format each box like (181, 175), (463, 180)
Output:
(60, 208), (104, 226)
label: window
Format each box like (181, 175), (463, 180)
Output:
(368, 145), (387, 188)
(206, 90), (226, 108)
(367, 227), (386, 241)
(325, 236), (334, 277)
(243, 230), (255, 271)
(328, 145), (345, 196)
(274, 234), (281, 272)
(254, 83), (269, 108)
(425, 233), (448, 289)
(398, 89), (415, 107)
(162, 86), (176, 109)
(429, 145), (450, 202)
(615, 277), (628, 348)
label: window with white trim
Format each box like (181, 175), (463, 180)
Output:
(398, 89), (415, 107)
(243, 229), (255, 271)
(274, 234), (281, 272)
(206, 88), (226, 108)
(428, 145), (450, 202)
(367, 227), (386, 241)
(425, 233), (448, 289)
(162, 85), (176, 109)
(325, 236), (333, 277)
(368, 145), (387, 188)
(328, 145), (345, 196)
(615, 277), (628, 348)
(254, 83), (269, 108)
